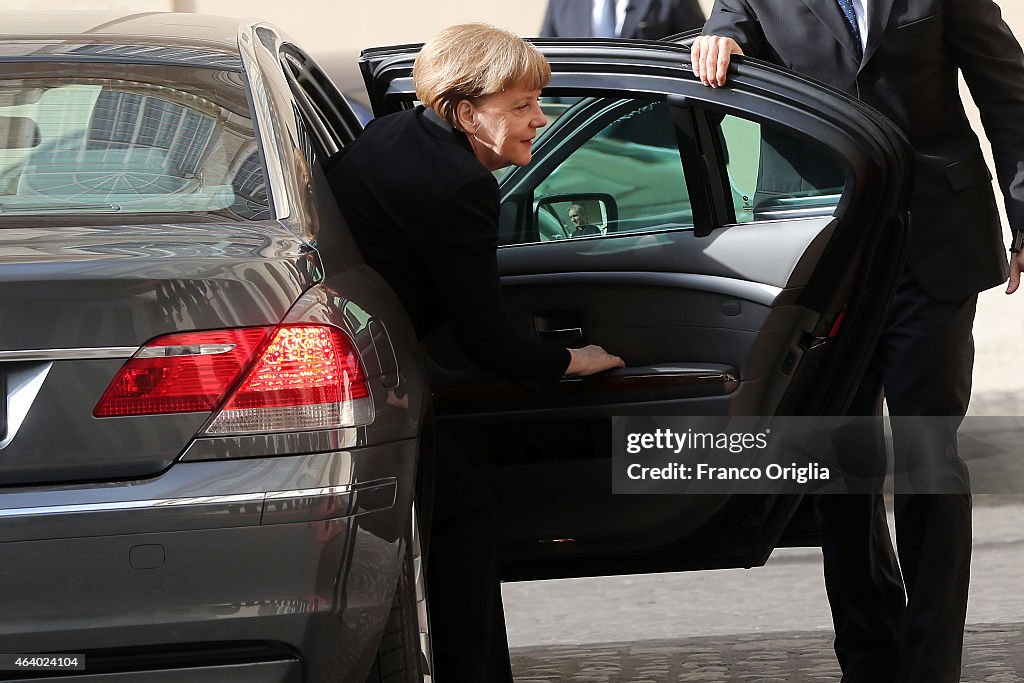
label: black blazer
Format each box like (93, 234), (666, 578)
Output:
(541, 0), (706, 39)
(327, 106), (571, 385)
(705, 0), (1024, 299)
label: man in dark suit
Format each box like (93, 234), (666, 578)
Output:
(694, 2), (1024, 682)
(540, 0), (705, 39)
(568, 203), (603, 236)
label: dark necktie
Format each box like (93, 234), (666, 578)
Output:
(835, 0), (864, 59)
(594, 0), (617, 37)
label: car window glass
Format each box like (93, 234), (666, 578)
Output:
(527, 98), (691, 244)
(507, 103), (847, 246)
(292, 105), (320, 168)
(0, 63), (271, 223)
(717, 114), (844, 223)
(281, 46), (361, 150)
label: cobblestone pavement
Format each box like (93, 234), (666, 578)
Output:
(504, 498), (1024, 682)
(511, 623), (1024, 682)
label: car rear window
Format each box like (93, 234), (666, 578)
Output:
(0, 61), (270, 224)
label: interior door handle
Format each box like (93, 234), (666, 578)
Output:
(537, 327), (584, 345)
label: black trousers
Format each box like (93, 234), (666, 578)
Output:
(817, 270), (977, 683)
(424, 426), (514, 683)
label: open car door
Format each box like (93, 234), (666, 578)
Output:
(357, 38), (912, 580)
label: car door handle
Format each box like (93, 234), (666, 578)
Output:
(431, 363), (740, 415)
(537, 327), (583, 346)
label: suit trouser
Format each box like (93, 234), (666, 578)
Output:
(817, 269), (977, 683)
(424, 426), (514, 683)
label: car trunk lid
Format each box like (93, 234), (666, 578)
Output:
(0, 221), (318, 487)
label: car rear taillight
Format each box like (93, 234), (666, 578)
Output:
(94, 325), (373, 434)
(204, 325), (372, 434)
(93, 328), (273, 417)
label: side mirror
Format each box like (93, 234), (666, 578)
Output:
(0, 116), (41, 150)
(534, 193), (619, 241)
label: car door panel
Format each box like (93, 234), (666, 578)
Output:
(497, 216), (836, 287)
(358, 40), (912, 580)
(431, 214), (834, 420)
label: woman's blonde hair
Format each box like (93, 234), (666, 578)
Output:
(413, 23), (551, 128)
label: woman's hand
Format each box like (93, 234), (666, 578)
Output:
(566, 345), (626, 376)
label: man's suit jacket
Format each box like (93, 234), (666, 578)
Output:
(541, 0), (705, 39)
(705, 0), (1024, 299)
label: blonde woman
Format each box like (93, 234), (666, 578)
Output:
(329, 24), (623, 681)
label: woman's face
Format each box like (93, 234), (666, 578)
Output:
(459, 85), (547, 171)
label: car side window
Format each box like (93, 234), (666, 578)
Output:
(529, 98), (691, 243)
(504, 101), (847, 246)
(717, 114), (844, 223)
(281, 45), (362, 151)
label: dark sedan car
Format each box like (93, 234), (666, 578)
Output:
(0, 12), (427, 683)
(0, 11), (912, 683)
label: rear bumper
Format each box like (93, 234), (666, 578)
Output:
(0, 438), (418, 682)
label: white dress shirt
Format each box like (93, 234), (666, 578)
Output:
(851, 0), (869, 50)
(592, 0), (629, 37)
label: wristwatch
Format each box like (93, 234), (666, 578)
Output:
(1012, 230), (1024, 254)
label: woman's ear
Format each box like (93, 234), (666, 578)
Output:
(455, 99), (477, 134)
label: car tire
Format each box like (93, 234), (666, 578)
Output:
(365, 504), (432, 683)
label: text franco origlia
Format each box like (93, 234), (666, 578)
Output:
(626, 462), (831, 483)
